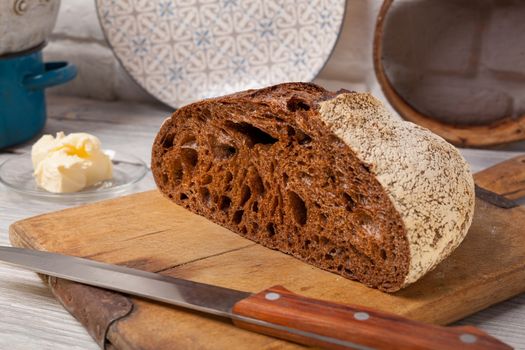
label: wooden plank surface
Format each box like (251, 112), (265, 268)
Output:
(9, 185), (525, 348)
(1, 95), (525, 349)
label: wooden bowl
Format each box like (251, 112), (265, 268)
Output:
(373, 0), (525, 147)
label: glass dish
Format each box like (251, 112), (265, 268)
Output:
(0, 151), (148, 200)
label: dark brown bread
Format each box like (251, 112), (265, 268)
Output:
(151, 83), (475, 292)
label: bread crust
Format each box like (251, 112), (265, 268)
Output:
(319, 93), (475, 286)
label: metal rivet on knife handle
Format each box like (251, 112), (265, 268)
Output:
(353, 312), (369, 321)
(460, 333), (478, 344)
(265, 292), (281, 301)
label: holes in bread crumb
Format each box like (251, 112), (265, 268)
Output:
(252, 201), (259, 213)
(202, 175), (213, 185)
(263, 113), (284, 122)
(199, 187), (210, 203)
(181, 148), (198, 170)
(180, 193), (188, 200)
(232, 210), (244, 224)
(343, 193), (356, 212)
(287, 191), (307, 226)
(380, 249), (387, 260)
(180, 135), (197, 149)
(251, 172), (265, 195)
(326, 248), (340, 260)
(355, 211), (373, 228)
(161, 173), (168, 184)
(239, 185), (252, 207)
(287, 97), (311, 112)
(344, 257), (354, 276)
(225, 121), (277, 147)
(213, 143), (237, 159)
(304, 239), (311, 249)
(225, 171), (233, 183)
(162, 134), (175, 148)
(241, 226), (248, 235)
(287, 126), (296, 136)
(173, 159), (183, 185)
(296, 129), (312, 145)
(219, 196), (232, 212)
(287, 234), (294, 247)
(267, 223), (276, 237)
(199, 108), (212, 120)
(300, 172), (313, 186)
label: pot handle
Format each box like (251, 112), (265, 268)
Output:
(23, 62), (77, 90)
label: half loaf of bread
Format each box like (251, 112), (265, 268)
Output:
(151, 83), (475, 292)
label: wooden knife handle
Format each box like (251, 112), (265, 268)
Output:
(474, 154), (525, 200)
(232, 286), (512, 350)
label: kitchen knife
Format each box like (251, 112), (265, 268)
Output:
(0, 246), (511, 350)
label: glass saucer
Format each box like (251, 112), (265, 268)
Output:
(0, 151), (148, 200)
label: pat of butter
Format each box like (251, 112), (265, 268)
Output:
(31, 132), (113, 193)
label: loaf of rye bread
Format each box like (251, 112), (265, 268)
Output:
(151, 83), (475, 292)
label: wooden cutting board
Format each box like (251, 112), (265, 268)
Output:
(9, 156), (525, 350)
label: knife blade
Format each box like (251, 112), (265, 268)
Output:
(0, 246), (511, 350)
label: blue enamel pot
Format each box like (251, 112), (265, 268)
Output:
(0, 43), (77, 149)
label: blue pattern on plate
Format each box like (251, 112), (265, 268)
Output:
(97, 0), (346, 108)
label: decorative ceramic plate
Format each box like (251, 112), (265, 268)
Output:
(96, 0), (346, 108)
(0, 151), (148, 201)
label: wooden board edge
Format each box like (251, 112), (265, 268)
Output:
(404, 266), (525, 325)
(7, 190), (160, 250)
(9, 221), (43, 250)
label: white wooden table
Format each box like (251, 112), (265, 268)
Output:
(0, 95), (524, 350)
